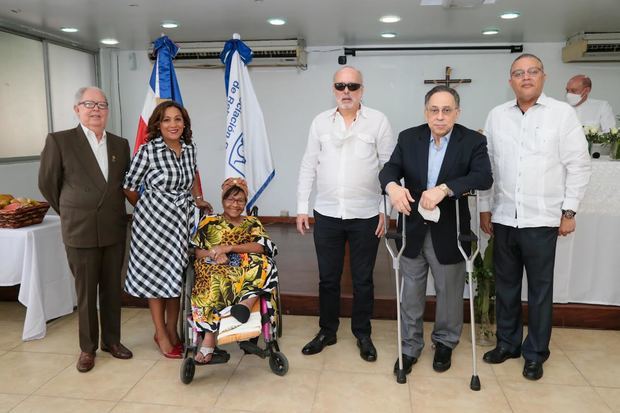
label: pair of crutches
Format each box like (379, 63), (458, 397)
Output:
(383, 191), (481, 390)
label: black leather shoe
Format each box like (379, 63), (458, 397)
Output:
(393, 354), (417, 375)
(433, 342), (452, 372)
(356, 336), (377, 362)
(302, 331), (337, 355)
(483, 345), (521, 364)
(523, 360), (543, 380)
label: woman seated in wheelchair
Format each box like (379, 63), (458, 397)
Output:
(190, 177), (278, 364)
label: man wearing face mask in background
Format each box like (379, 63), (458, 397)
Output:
(565, 74), (617, 132)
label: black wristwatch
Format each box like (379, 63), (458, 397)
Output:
(562, 209), (576, 219)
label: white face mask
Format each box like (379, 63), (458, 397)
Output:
(566, 92), (582, 106)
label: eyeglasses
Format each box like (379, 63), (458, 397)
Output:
(426, 107), (457, 116)
(223, 197), (246, 205)
(511, 67), (543, 79)
(334, 82), (362, 92)
(78, 100), (109, 110)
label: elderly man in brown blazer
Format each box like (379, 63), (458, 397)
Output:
(39, 86), (133, 372)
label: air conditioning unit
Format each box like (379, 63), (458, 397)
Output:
(562, 32), (620, 62)
(149, 38), (307, 69)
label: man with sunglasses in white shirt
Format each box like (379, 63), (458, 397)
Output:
(480, 54), (591, 381)
(297, 66), (395, 362)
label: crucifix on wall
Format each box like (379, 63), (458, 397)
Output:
(424, 66), (472, 87)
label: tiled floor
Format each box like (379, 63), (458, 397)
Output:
(1, 301), (619, 413)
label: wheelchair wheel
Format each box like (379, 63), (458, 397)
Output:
(180, 357), (195, 384)
(269, 351), (288, 376)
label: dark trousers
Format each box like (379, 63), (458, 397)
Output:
(313, 211), (380, 338)
(65, 242), (125, 353)
(493, 223), (558, 363)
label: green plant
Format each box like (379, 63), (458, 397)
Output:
(606, 127), (620, 143)
(584, 126), (608, 144)
(472, 237), (495, 341)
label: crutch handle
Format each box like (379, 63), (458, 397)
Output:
(385, 232), (403, 241)
(458, 233), (478, 243)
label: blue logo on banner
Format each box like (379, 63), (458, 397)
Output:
(228, 133), (246, 176)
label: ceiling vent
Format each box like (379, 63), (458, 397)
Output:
(562, 32), (620, 62)
(149, 38), (307, 69)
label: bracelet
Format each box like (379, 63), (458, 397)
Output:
(195, 195), (203, 200)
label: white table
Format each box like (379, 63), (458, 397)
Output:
(0, 215), (76, 340)
(551, 156), (620, 305)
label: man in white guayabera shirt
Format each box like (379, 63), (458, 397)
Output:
(296, 66), (395, 362)
(480, 54), (591, 381)
(565, 74), (617, 133)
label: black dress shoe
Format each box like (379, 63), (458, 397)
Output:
(302, 331), (337, 355)
(357, 336), (377, 362)
(523, 360), (543, 380)
(393, 354), (417, 375)
(433, 342), (452, 372)
(483, 345), (521, 364)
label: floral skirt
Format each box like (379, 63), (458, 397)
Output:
(191, 252), (278, 334)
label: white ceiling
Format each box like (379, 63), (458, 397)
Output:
(1, 0), (619, 51)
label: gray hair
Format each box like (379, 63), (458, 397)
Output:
(333, 65), (364, 84)
(424, 85), (460, 108)
(74, 86), (107, 106)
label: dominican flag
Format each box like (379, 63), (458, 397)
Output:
(134, 35), (184, 153)
(221, 33), (275, 213)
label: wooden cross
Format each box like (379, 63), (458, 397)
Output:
(424, 66), (472, 87)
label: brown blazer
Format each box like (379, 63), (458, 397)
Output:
(38, 125), (130, 248)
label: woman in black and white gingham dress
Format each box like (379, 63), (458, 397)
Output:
(124, 101), (211, 358)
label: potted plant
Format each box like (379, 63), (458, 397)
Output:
(472, 237), (495, 346)
(584, 126), (609, 158)
(607, 128), (620, 160)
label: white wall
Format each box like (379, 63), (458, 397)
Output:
(3, 42), (619, 212)
(114, 42), (620, 216)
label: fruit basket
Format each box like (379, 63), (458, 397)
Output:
(0, 195), (50, 229)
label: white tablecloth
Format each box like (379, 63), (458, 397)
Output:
(551, 157), (620, 305)
(0, 215), (76, 340)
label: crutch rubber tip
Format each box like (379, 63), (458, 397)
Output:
(470, 375), (481, 391)
(396, 370), (407, 384)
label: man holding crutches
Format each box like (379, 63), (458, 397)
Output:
(379, 85), (493, 375)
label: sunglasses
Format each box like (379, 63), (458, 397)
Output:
(334, 82), (362, 92)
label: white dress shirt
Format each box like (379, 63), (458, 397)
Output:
(80, 123), (108, 181)
(479, 94), (591, 228)
(297, 105), (395, 219)
(574, 98), (617, 133)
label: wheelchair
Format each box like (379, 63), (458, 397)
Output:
(179, 206), (286, 384)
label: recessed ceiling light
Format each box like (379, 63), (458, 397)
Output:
(379, 15), (401, 23)
(481, 28), (500, 35)
(267, 18), (286, 26)
(100, 38), (119, 45)
(161, 20), (179, 29)
(500, 11), (520, 19)
(60, 27), (79, 33)
(381, 32), (398, 38)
